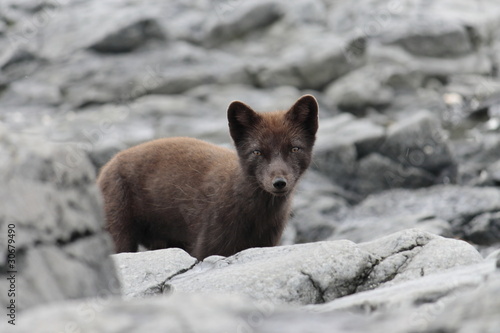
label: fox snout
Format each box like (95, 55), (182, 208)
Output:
(261, 159), (296, 195)
(266, 173), (294, 196)
(272, 177), (287, 190)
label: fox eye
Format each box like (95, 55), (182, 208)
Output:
(252, 150), (262, 156)
(291, 147), (301, 153)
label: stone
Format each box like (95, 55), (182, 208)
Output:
(352, 153), (435, 196)
(309, 259), (498, 326)
(0, 126), (119, 311)
(167, 241), (375, 305)
(330, 213), (452, 244)
(8, 269), (500, 333)
(111, 229), (483, 308)
(254, 34), (366, 90)
(382, 20), (475, 58)
(8, 293), (276, 333)
(112, 249), (198, 299)
(280, 0), (327, 26)
(327, 185), (500, 243)
(286, 170), (351, 244)
(313, 114), (385, 196)
(462, 211), (500, 246)
(324, 64), (396, 112)
(203, 0), (284, 47)
(452, 133), (500, 186)
(421, 270), (500, 333)
(357, 229), (483, 291)
(379, 111), (455, 175)
(345, 185), (500, 224)
(89, 18), (167, 53)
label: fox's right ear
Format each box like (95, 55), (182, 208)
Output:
(286, 95), (319, 139)
(227, 101), (260, 144)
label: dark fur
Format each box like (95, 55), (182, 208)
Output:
(97, 95), (318, 260)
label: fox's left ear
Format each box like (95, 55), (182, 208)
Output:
(286, 95), (319, 137)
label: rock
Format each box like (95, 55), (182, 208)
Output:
(0, 126), (119, 311)
(280, 0), (327, 26)
(9, 229), (489, 333)
(89, 18), (167, 53)
(379, 111), (455, 175)
(328, 185), (500, 243)
(352, 153), (435, 195)
(29, 1), (169, 59)
(462, 211), (500, 246)
(357, 229), (483, 291)
(0, 79), (62, 107)
(290, 171), (349, 243)
(9, 269), (500, 333)
(452, 133), (500, 186)
(312, 112), (457, 198)
(112, 249), (198, 299)
(324, 64), (396, 112)
(167, 241), (375, 305)
(382, 20), (475, 58)
(112, 230), (482, 307)
(313, 113), (385, 197)
(204, 0), (283, 47)
(347, 185), (500, 224)
(421, 269), (500, 333)
(329, 213), (452, 244)
(9, 293), (277, 333)
(254, 34), (366, 90)
(307, 261), (499, 320)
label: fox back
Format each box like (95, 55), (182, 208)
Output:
(97, 95), (318, 260)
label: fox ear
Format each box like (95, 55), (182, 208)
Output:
(286, 95), (319, 138)
(227, 101), (260, 144)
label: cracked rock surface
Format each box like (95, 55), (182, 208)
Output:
(8, 249), (499, 333)
(115, 229), (482, 307)
(112, 248), (197, 299)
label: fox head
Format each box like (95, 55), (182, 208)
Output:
(227, 95), (318, 196)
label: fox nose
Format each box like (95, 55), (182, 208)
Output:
(273, 177), (287, 190)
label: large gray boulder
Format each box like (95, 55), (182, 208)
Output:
(0, 126), (119, 312)
(123, 240), (376, 305)
(115, 229), (481, 305)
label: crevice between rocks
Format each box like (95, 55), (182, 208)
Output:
(300, 270), (326, 304)
(355, 242), (425, 293)
(353, 257), (379, 293)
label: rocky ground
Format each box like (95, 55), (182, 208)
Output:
(1, 0), (500, 332)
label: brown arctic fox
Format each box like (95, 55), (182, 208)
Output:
(97, 95), (318, 260)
